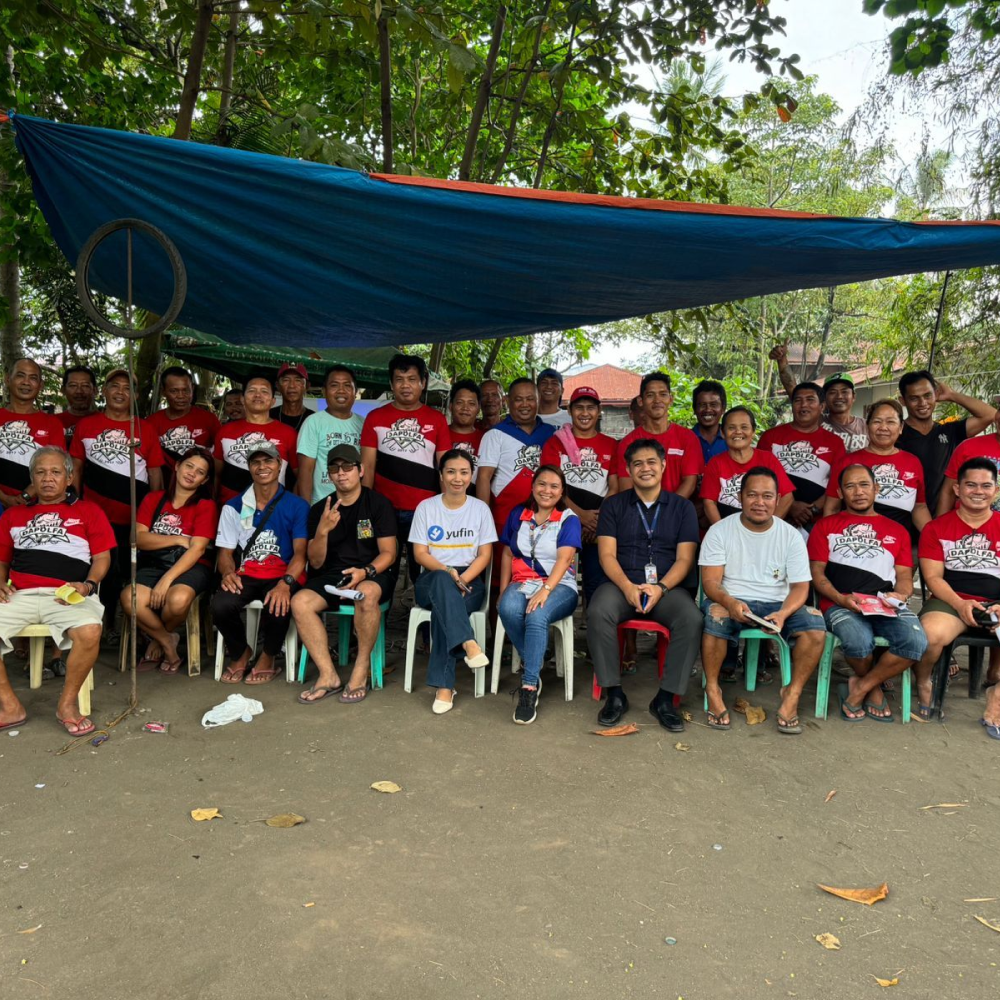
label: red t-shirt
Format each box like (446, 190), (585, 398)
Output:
(0, 496), (116, 589)
(361, 403), (451, 512)
(70, 413), (165, 526)
(757, 423), (846, 505)
(615, 424), (704, 491)
(449, 427), (484, 467)
(542, 432), (617, 511)
(137, 491), (219, 568)
(0, 409), (67, 495)
(826, 449), (926, 534)
(808, 512), (912, 611)
(700, 449), (795, 518)
(919, 509), (1000, 603)
(213, 419), (299, 505)
(943, 435), (1000, 513)
(56, 410), (91, 446)
(148, 407), (221, 469)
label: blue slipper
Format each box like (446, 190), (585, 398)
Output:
(981, 719), (1000, 741)
(838, 683), (865, 722)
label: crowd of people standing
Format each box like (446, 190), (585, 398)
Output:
(1, 350), (1000, 743)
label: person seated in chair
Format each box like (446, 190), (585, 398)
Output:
(590, 439), (702, 732)
(213, 444), (308, 685)
(120, 446), (219, 674)
(915, 457), (1000, 730)
(292, 444), (396, 705)
(409, 450), (495, 715)
(809, 463), (927, 723)
(0, 446), (114, 736)
(700, 467), (826, 735)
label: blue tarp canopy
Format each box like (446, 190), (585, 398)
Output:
(11, 112), (1000, 351)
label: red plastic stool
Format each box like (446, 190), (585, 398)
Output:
(593, 620), (671, 699)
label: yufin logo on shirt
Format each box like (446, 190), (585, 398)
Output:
(383, 417), (427, 454)
(0, 420), (36, 455)
(19, 511), (72, 547)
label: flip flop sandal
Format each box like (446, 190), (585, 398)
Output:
(838, 683), (866, 722)
(57, 716), (95, 737)
(339, 685), (368, 704)
(159, 658), (183, 674)
(221, 666), (248, 684)
(297, 682), (344, 704)
(776, 711), (803, 735)
(619, 659), (637, 676)
(720, 669), (738, 684)
(756, 669), (774, 686)
(707, 710), (731, 730)
(981, 719), (1000, 740)
(244, 668), (281, 685)
(0, 718), (27, 732)
(863, 695), (894, 723)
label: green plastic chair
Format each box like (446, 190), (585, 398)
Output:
(816, 633), (911, 723)
(297, 601), (391, 689)
(702, 628), (792, 710)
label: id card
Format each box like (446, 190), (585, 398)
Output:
(519, 579), (543, 597)
(644, 563), (658, 585)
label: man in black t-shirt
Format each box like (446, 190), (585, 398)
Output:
(897, 370), (997, 513)
(291, 444), (397, 705)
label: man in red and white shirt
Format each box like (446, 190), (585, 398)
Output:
(809, 462), (927, 722)
(759, 381), (846, 533)
(361, 353), (451, 581)
(448, 379), (484, 486)
(70, 369), (165, 632)
(0, 358), (66, 508)
(214, 373), (298, 505)
(148, 365), (220, 470)
(57, 365), (98, 444)
(0, 446), (114, 736)
(615, 372), (703, 495)
(917, 456), (1000, 731)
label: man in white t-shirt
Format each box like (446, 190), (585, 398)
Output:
(296, 365), (364, 504)
(699, 465), (826, 735)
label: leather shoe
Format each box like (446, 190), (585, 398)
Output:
(649, 696), (685, 732)
(598, 690), (629, 727)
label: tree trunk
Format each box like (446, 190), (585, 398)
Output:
(533, 15), (578, 189)
(378, 14), (393, 173)
(0, 45), (21, 369)
(173, 0), (214, 142)
(459, 4), (507, 182)
(214, 6), (240, 145)
(428, 341), (446, 376)
(808, 286), (837, 381)
(483, 338), (505, 379)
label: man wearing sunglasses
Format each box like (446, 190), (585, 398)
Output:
(292, 444), (397, 705)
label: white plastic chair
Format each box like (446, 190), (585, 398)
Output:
(490, 612), (575, 701)
(213, 600), (298, 682)
(404, 564), (491, 697)
(20, 623), (95, 716)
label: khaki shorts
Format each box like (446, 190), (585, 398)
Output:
(0, 589), (104, 655)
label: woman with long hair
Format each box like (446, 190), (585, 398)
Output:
(497, 465), (581, 725)
(120, 446), (218, 673)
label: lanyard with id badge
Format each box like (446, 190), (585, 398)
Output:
(637, 503), (660, 609)
(519, 516), (552, 597)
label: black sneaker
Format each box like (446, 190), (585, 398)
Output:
(513, 682), (540, 725)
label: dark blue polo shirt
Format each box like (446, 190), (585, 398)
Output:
(596, 489), (699, 584)
(692, 425), (728, 463)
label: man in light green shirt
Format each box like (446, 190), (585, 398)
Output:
(296, 366), (363, 503)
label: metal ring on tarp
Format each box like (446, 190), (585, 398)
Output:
(75, 218), (187, 339)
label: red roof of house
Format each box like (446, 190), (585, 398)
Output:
(561, 364), (641, 405)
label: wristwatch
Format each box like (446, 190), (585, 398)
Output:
(281, 574), (296, 586)
(84, 579), (99, 596)
(656, 582), (669, 594)
(542, 583), (553, 592)
(364, 564), (377, 580)
(19, 491), (30, 502)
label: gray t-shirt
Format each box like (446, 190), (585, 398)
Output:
(823, 415), (868, 453)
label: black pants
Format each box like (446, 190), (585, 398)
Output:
(211, 576), (297, 658)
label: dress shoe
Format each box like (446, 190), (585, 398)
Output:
(649, 696), (685, 732)
(598, 690), (629, 727)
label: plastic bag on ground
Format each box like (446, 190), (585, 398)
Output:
(201, 693), (264, 729)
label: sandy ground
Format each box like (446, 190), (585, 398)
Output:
(2, 606), (1000, 1000)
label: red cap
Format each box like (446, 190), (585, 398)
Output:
(277, 362), (308, 380)
(569, 386), (600, 405)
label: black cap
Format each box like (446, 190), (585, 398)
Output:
(327, 443), (362, 466)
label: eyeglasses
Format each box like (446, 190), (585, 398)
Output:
(329, 462), (358, 473)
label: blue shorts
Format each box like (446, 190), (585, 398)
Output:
(823, 605), (927, 663)
(701, 598), (825, 643)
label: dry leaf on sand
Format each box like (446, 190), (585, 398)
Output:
(974, 915), (1000, 933)
(744, 703), (766, 725)
(593, 722), (639, 737)
(814, 933), (841, 950)
(371, 780), (403, 793)
(824, 790), (838, 803)
(873, 977), (899, 987)
(190, 807), (222, 822)
(17, 925), (42, 935)
(673, 742), (691, 752)
(733, 697), (749, 715)
(265, 813), (306, 828)
(681, 710), (693, 722)
(817, 882), (889, 906)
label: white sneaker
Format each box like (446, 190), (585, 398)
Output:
(432, 690), (456, 715)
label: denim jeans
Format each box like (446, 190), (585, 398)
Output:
(824, 605), (927, 662)
(497, 583), (578, 687)
(414, 569), (485, 689)
(701, 598), (825, 642)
